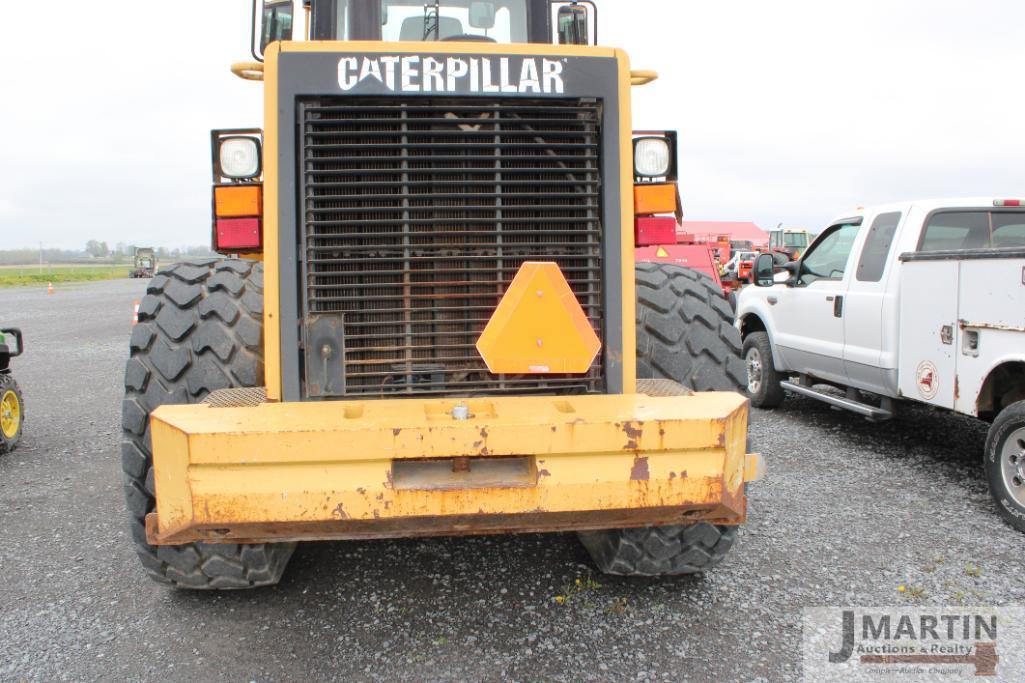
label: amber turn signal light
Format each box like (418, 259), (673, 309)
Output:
(633, 183), (678, 216)
(214, 185), (262, 218)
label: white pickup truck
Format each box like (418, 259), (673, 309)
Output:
(737, 198), (1025, 531)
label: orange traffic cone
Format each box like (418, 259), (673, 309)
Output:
(47, 282), (54, 295)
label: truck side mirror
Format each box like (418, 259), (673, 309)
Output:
(753, 253), (776, 287)
(557, 5), (590, 45)
(258, 0), (295, 56)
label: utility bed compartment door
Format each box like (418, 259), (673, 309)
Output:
(898, 260), (958, 409)
(954, 258), (1025, 415)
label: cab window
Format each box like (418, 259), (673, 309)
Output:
(784, 233), (808, 249)
(381, 0), (528, 43)
(856, 212), (902, 282)
(799, 223), (861, 285)
(991, 213), (1025, 248)
(919, 211), (989, 251)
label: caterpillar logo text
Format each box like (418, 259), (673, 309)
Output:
(338, 56), (566, 94)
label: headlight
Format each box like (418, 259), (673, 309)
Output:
(218, 136), (261, 179)
(634, 137), (671, 178)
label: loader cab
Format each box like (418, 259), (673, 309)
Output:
(274, 0), (595, 48)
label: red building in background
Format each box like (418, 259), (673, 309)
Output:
(678, 221), (769, 249)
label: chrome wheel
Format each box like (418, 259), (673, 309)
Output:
(745, 346), (763, 395)
(1000, 427), (1025, 506)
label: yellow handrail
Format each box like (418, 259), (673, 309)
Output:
(232, 61), (650, 86)
(630, 70), (659, 86)
(231, 62), (265, 82)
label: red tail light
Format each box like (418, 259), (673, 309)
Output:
(635, 217), (677, 246)
(216, 218), (262, 250)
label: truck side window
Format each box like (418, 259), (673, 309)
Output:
(799, 223), (860, 285)
(919, 211), (989, 251)
(856, 212), (902, 282)
(991, 213), (1025, 248)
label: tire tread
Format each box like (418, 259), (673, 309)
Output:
(579, 264), (744, 576)
(120, 259), (295, 589)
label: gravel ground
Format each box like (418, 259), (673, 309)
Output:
(1, 278), (1022, 682)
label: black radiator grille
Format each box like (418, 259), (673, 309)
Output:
(299, 97), (604, 398)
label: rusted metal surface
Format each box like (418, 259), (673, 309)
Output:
(629, 456), (650, 481)
(147, 383), (752, 547)
(147, 501), (743, 546)
(391, 456), (536, 491)
(960, 319), (1025, 333)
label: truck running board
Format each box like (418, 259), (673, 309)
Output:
(780, 381), (894, 422)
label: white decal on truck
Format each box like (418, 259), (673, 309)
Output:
(338, 56), (565, 94)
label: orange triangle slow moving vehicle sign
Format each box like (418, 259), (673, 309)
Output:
(476, 262), (602, 375)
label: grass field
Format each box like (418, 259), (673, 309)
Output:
(0, 265), (131, 288)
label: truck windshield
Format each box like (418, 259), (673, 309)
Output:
(317, 0), (529, 43)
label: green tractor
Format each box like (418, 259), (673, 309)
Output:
(0, 328), (24, 454)
(129, 248), (157, 279)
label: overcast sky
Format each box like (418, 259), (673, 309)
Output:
(1, 0), (1022, 250)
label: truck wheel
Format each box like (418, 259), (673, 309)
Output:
(121, 259), (296, 589)
(0, 374), (24, 454)
(742, 331), (785, 409)
(984, 401), (1025, 533)
(577, 263), (744, 576)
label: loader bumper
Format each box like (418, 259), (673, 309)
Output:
(146, 386), (759, 546)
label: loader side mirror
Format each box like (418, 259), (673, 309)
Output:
(556, 4), (591, 45)
(469, 2), (497, 29)
(753, 254), (776, 287)
(257, 0), (295, 57)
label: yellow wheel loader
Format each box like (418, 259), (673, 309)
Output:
(121, 0), (762, 589)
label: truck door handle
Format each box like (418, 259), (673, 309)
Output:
(767, 296), (778, 305)
(833, 295), (844, 318)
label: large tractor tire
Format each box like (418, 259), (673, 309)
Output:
(121, 259), (296, 589)
(0, 373), (24, 454)
(578, 263), (746, 576)
(633, 262), (746, 391)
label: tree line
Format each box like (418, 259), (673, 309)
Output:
(0, 242), (217, 266)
